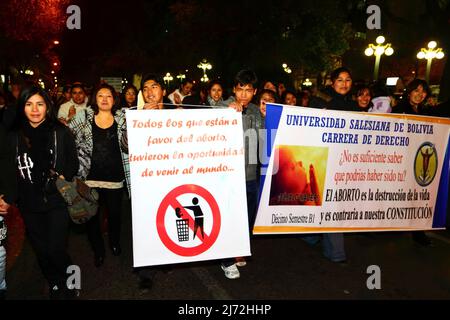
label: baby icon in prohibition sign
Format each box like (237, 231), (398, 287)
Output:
(183, 197), (205, 240)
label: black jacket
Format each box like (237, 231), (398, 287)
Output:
(1, 102), (17, 130)
(11, 121), (79, 213)
(0, 124), (17, 204)
(309, 86), (357, 112)
(393, 99), (431, 116)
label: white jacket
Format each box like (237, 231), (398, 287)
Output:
(57, 98), (88, 122)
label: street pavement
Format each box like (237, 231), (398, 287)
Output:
(4, 199), (450, 301)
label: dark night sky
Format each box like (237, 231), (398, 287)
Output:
(0, 0), (448, 95)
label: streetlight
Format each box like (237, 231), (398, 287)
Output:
(197, 59), (212, 82)
(417, 41), (445, 83)
(365, 35), (394, 80)
(177, 73), (186, 82)
(200, 74), (209, 82)
(302, 78), (312, 87)
(163, 72), (173, 86)
(282, 63), (292, 74)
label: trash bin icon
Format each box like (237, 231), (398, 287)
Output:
(176, 219), (189, 242)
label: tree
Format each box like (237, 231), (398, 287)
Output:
(0, 0), (356, 88)
(0, 0), (70, 85)
(0, 0), (69, 42)
(426, 0), (450, 102)
(166, 0), (353, 86)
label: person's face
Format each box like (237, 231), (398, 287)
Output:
(285, 93), (297, 106)
(24, 94), (47, 127)
(278, 83), (286, 96)
(11, 84), (21, 99)
(181, 82), (193, 96)
(72, 87), (86, 104)
(209, 84), (223, 101)
(125, 88), (137, 106)
(233, 84), (256, 107)
(259, 92), (276, 117)
(332, 72), (352, 95)
(64, 90), (72, 101)
(357, 88), (371, 109)
(96, 88), (114, 112)
(301, 91), (310, 106)
(263, 81), (277, 93)
(408, 85), (427, 107)
(143, 80), (166, 107)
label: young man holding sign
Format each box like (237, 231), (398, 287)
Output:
(141, 75), (168, 110)
(226, 69), (262, 233)
(120, 74), (169, 153)
(222, 69), (262, 279)
(129, 73), (173, 291)
(128, 71), (257, 284)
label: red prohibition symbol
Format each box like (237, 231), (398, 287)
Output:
(156, 184), (221, 256)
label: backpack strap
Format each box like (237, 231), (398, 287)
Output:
(52, 126), (66, 175)
(52, 130), (57, 168)
(47, 130), (61, 178)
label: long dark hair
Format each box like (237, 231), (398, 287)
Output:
(330, 67), (353, 83)
(405, 79), (430, 100)
(90, 83), (120, 115)
(16, 84), (58, 128)
(121, 83), (138, 108)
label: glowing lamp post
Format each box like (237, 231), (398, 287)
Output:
(302, 78), (312, 87)
(163, 72), (173, 86)
(177, 73), (186, 82)
(365, 36), (394, 80)
(417, 41), (445, 83)
(197, 59), (212, 82)
(282, 63), (292, 74)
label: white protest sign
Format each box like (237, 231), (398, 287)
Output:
(126, 109), (250, 267)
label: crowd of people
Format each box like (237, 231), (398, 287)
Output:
(0, 66), (449, 300)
